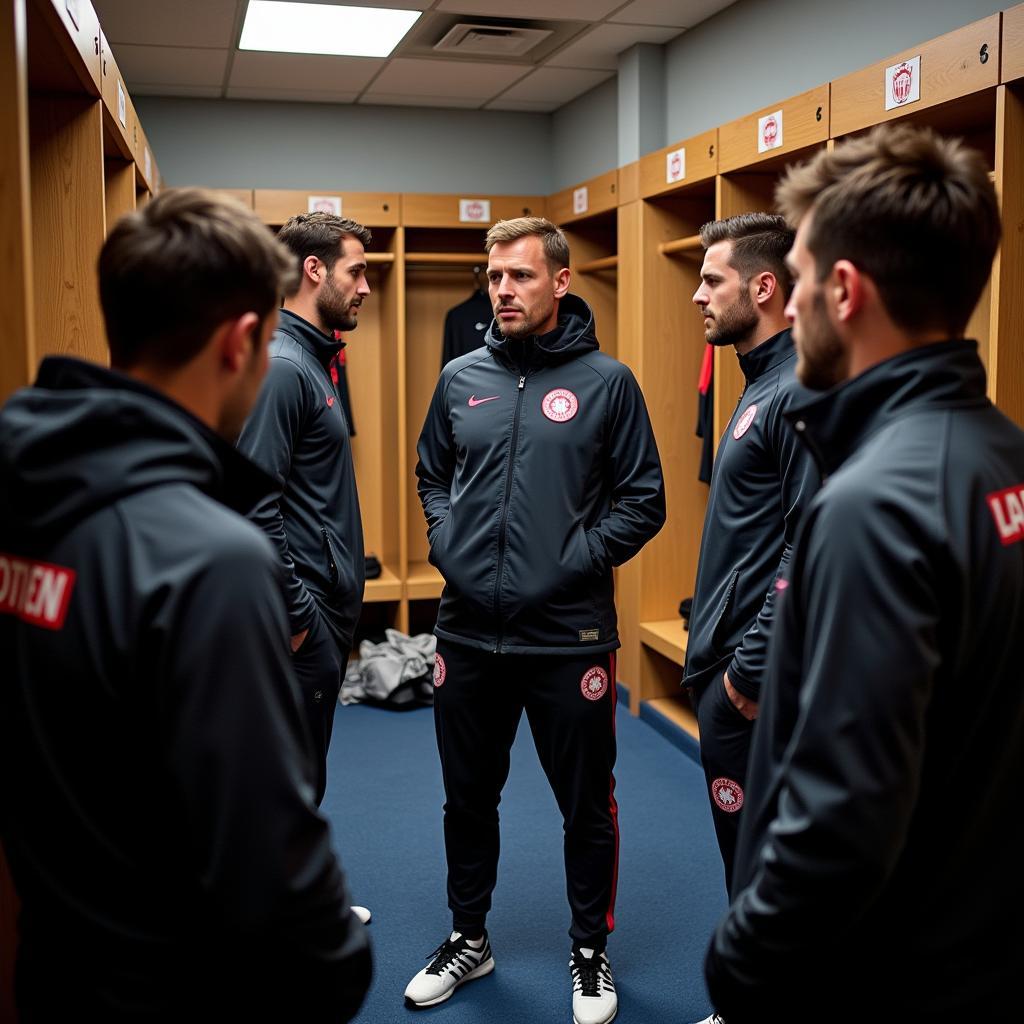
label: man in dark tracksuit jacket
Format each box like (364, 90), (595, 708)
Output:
(0, 192), (370, 1021)
(706, 126), (1022, 1021)
(407, 218), (664, 1024)
(684, 215), (818, 898)
(238, 213), (371, 806)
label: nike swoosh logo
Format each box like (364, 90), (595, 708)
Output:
(468, 395), (500, 407)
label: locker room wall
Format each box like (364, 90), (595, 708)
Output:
(135, 96), (553, 193)
(664, 0), (1007, 142)
(551, 76), (618, 192)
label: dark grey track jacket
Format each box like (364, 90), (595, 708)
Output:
(0, 357), (370, 1021)
(706, 340), (1024, 1021)
(416, 294), (665, 654)
(238, 309), (364, 647)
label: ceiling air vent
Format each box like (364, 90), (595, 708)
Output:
(434, 23), (553, 58)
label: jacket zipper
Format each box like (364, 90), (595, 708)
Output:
(493, 373), (528, 653)
(321, 525), (339, 586)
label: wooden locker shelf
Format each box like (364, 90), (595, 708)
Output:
(406, 561), (444, 600)
(659, 234), (703, 257)
(548, 169), (618, 225)
(640, 129), (718, 199)
(576, 254), (618, 274)
(638, 619), (689, 667)
(830, 15), (1000, 138)
(405, 251), (482, 265)
(401, 193), (545, 229)
(253, 189), (401, 227)
(643, 695), (700, 743)
(363, 565), (402, 603)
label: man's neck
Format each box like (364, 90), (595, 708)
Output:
(283, 295), (327, 336)
(734, 317), (788, 357)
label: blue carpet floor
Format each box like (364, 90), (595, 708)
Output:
(322, 698), (726, 1023)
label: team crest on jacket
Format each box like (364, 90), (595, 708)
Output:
(733, 404), (758, 439)
(542, 388), (579, 423)
(711, 777), (744, 813)
(580, 666), (609, 701)
(433, 654), (447, 687)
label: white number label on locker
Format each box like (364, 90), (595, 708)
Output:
(307, 196), (342, 215)
(459, 199), (491, 223)
(573, 187), (589, 215)
(117, 80), (126, 128)
(666, 148), (686, 184)
(885, 55), (921, 111)
(758, 110), (783, 154)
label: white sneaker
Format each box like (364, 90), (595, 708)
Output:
(691, 1015), (726, 1023)
(404, 930), (495, 1008)
(570, 946), (617, 1024)
(351, 905), (371, 925)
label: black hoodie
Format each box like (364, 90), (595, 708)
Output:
(416, 294), (665, 654)
(706, 340), (1024, 1021)
(0, 358), (370, 1020)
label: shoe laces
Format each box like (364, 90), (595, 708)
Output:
(424, 934), (481, 977)
(571, 950), (611, 998)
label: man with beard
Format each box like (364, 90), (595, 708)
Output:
(683, 215), (818, 954)
(407, 217), (664, 1024)
(238, 212), (371, 811)
(704, 125), (1023, 1022)
(0, 190), (371, 1020)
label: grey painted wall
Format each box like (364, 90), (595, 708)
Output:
(137, 97), (553, 194)
(551, 77), (618, 192)
(664, 0), (1006, 144)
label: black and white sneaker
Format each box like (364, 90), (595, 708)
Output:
(404, 931), (495, 1008)
(691, 1015), (726, 1024)
(570, 946), (617, 1024)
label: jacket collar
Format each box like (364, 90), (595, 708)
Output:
(785, 339), (988, 477)
(736, 328), (794, 384)
(277, 308), (343, 367)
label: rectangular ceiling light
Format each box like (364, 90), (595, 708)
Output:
(240, 1), (421, 58)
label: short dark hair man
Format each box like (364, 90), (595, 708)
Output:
(705, 125), (1022, 1022)
(684, 214), (818, 912)
(237, 212), (372, 807)
(408, 217), (665, 1024)
(0, 190), (371, 1020)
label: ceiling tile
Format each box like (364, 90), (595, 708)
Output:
(496, 67), (613, 104)
(95, 0), (238, 48)
(436, 0), (622, 20)
(366, 57), (526, 97)
(114, 45), (229, 87)
(226, 86), (361, 103)
(358, 93), (484, 109)
(547, 23), (682, 70)
(609, 0), (738, 28)
(230, 52), (384, 91)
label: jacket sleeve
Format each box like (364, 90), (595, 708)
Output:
(727, 387), (819, 700)
(161, 537), (371, 1020)
(415, 373), (455, 534)
(585, 365), (666, 572)
(705, 483), (940, 1018)
(236, 356), (319, 633)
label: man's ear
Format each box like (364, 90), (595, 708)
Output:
(830, 260), (864, 323)
(751, 271), (778, 306)
(218, 312), (260, 373)
(553, 266), (571, 299)
(303, 254), (321, 286)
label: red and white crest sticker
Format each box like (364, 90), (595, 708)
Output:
(542, 388), (578, 423)
(0, 553), (76, 630)
(580, 666), (609, 701)
(733, 403), (758, 439)
(434, 654), (447, 687)
(711, 777), (744, 814)
(988, 483), (1024, 545)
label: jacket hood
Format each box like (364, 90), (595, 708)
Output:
(786, 339), (988, 477)
(0, 357), (274, 542)
(486, 293), (599, 367)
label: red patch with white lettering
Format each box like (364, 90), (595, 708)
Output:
(580, 666), (609, 701)
(542, 389), (578, 423)
(711, 777), (744, 814)
(988, 483), (1024, 545)
(0, 553), (76, 630)
(434, 654), (446, 687)
(733, 404), (758, 439)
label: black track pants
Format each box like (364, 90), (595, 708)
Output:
(432, 640), (619, 949)
(292, 608), (349, 806)
(694, 669), (755, 895)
